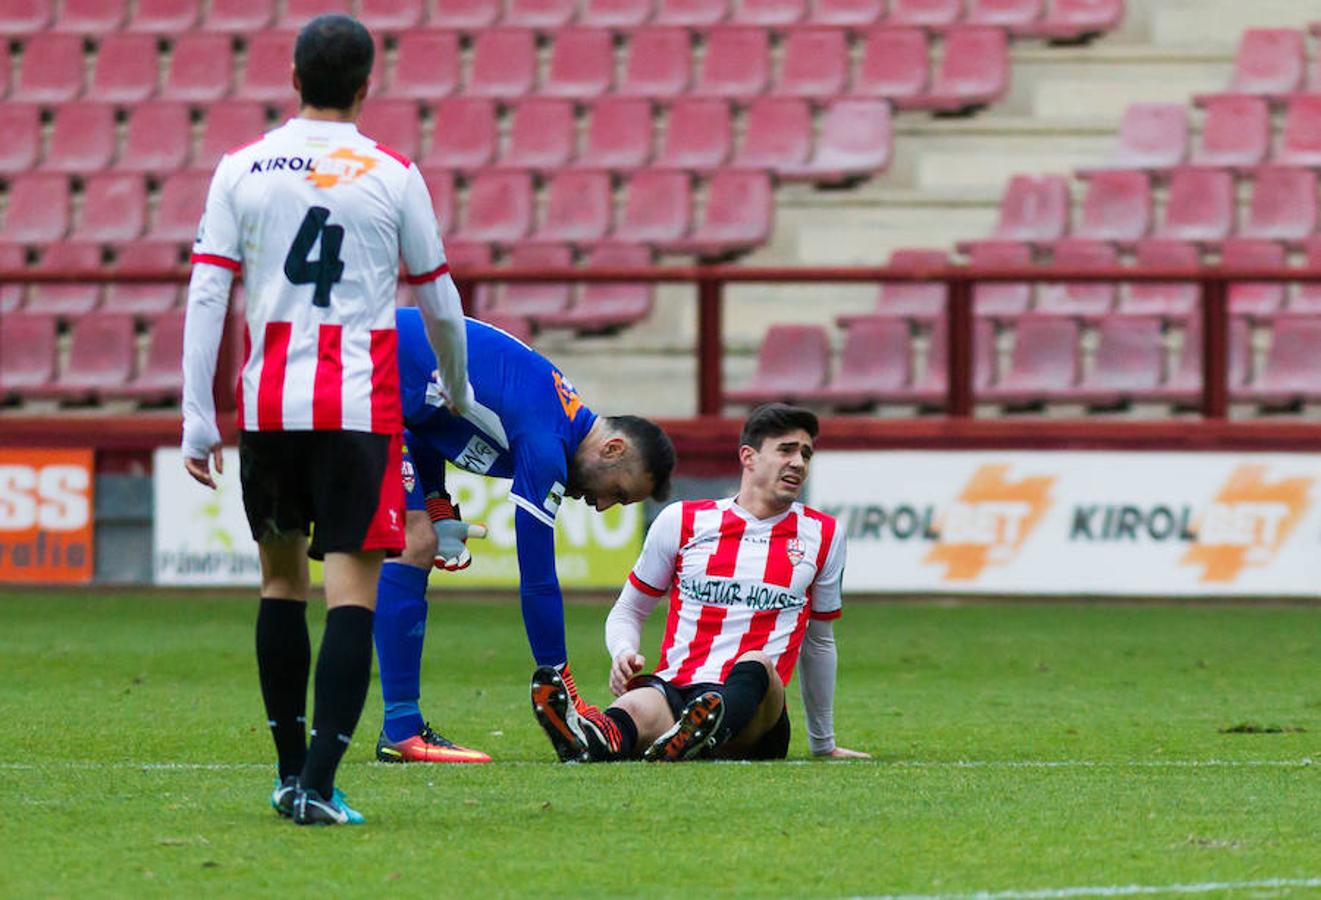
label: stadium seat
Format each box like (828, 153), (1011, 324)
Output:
(499, 100), (576, 172)
(1068, 315), (1164, 404)
(493, 245), (574, 322)
(27, 242), (103, 316)
(694, 28), (770, 99)
(87, 34), (159, 103)
(655, 100), (733, 171)
(780, 99), (892, 183)
(1222, 239), (1286, 318)
(1241, 168), (1318, 242)
(43, 102), (118, 174)
(733, 0), (804, 23)
(104, 242), (182, 315)
(275, 0), (351, 30)
(358, 0), (425, 29)
(469, 30), (537, 99)
(0, 104), (42, 175)
(775, 28), (848, 99)
(907, 317), (996, 405)
(576, 99), (654, 171)
(0, 313), (59, 400)
(1290, 240), (1321, 313)
(985, 175), (1070, 245)
(1243, 315), (1321, 403)
(53, 0), (127, 31)
(853, 27), (929, 101)
(1156, 315), (1249, 404)
(530, 172), (613, 244)
(543, 29), (615, 99)
(12, 34), (85, 103)
(192, 101), (268, 172)
(506, 0), (576, 27)
(423, 98), (497, 171)
(613, 171), (692, 243)
(660, 170), (772, 257)
(1036, 239), (1117, 317)
(1089, 103), (1187, 173)
(0, 175), (71, 244)
(0, 42), (8, 99)
(0, 246), (26, 315)
(1118, 239), (1198, 317)
(358, 99), (422, 162)
(126, 0), (199, 31)
(1190, 96), (1269, 169)
(419, 167), (455, 235)
(969, 240), (1032, 319)
(619, 29), (692, 98)
(839, 248), (948, 325)
(236, 32), (295, 102)
(160, 32), (233, 103)
(1156, 168), (1234, 243)
(889, 0), (961, 26)
(108, 309), (185, 401)
(115, 102), (190, 174)
(1225, 29), (1304, 97)
(1026, 0), (1125, 41)
(967, 0), (1041, 27)
(149, 172), (211, 242)
(454, 172), (534, 245)
(1073, 171), (1151, 244)
(806, 0), (882, 25)
(725, 324), (831, 405)
(912, 26), (1008, 113)
(655, 0), (728, 25)
(806, 317), (912, 408)
(0, 0), (52, 34)
(733, 98), (812, 172)
(983, 316), (1079, 404)
(204, 0), (274, 30)
(74, 174), (148, 242)
(431, 0), (500, 28)
(32, 312), (137, 402)
(581, 0), (654, 27)
(387, 31), (459, 100)
(537, 243), (655, 334)
(1275, 96), (1321, 168)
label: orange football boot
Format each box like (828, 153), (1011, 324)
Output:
(375, 723), (492, 763)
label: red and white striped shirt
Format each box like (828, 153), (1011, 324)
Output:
(628, 497), (846, 687)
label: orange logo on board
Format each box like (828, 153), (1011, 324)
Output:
(553, 371), (583, 421)
(1181, 465), (1311, 583)
(306, 147), (377, 189)
(924, 464), (1055, 581)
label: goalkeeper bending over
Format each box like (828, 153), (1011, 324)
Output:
(373, 308), (675, 762)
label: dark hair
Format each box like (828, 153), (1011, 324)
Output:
(294, 15), (375, 110)
(740, 403), (819, 451)
(607, 416), (676, 502)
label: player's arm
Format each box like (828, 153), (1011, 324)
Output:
(605, 502), (682, 695)
(399, 164), (473, 415)
(800, 526), (869, 759)
(181, 157), (241, 488)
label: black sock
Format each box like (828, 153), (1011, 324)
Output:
(255, 597), (310, 781)
(718, 660), (771, 743)
(301, 605), (375, 799)
(604, 707), (639, 760)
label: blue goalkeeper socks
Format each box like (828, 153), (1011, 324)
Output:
(373, 561), (430, 742)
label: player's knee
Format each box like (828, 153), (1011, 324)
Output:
(736, 650), (776, 677)
(399, 512), (437, 568)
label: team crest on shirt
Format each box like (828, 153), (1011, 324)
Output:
(544, 481), (565, 517)
(552, 371), (583, 421)
(401, 456), (416, 494)
(786, 537), (806, 566)
(306, 147), (377, 189)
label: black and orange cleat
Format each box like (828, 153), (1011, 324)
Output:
(643, 691), (725, 762)
(530, 664), (620, 763)
(375, 723), (492, 764)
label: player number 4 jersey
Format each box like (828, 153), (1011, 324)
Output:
(628, 498), (845, 687)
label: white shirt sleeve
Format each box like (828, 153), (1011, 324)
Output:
(798, 617), (838, 755)
(604, 579), (662, 660)
(809, 521), (847, 620)
(629, 501), (684, 597)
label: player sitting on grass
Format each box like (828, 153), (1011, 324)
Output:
(372, 308), (676, 762)
(531, 403), (868, 762)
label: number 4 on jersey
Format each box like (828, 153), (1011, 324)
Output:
(284, 206), (344, 307)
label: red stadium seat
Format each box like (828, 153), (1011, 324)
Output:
(1091, 103), (1187, 173)
(989, 175), (1070, 245)
(418, 167), (455, 235)
(661, 170), (771, 257)
(387, 31), (459, 99)
(733, 0), (804, 24)
(781, 99), (892, 183)
(655, 0), (728, 25)
(1223, 239), (1286, 318)
(0, 313), (59, 399)
(655, 100), (733, 171)
(619, 29), (692, 98)
(88, 34), (159, 103)
(357, 0), (425, 29)
(192, 101), (268, 172)
(127, 0), (199, 32)
(806, 0), (882, 25)
(506, 0), (576, 27)
(0, 42), (8, 99)
(613, 171), (691, 243)
(912, 26), (1007, 113)
(0, 105), (42, 175)
(0, 0), (53, 34)
(1226, 29), (1304, 96)
(34, 312), (137, 401)
(734, 98), (812, 172)
(13, 34), (85, 103)
(531, 172), (613, 244)
(1027, 0), (1124, 41)
(1074, 171), (1151, 243)
(116, 102), (190, 174)
(544, 29), (615, 99)
(839, 248), (948, 325)
(1245, 316), (1321, 403)
(27, 242), (103, 316)
(854, 28), (929, 101)
(908, 317), (996, 405)
(149, 172), (211, 242)
(1191, 96), (1268, 169)
(1290, 240), (1321, 313)
(43, 102), (117, 174)
(694, 27), (770, 99)
(1119, 240), (1198, 317)
(455, 172), (534, 245)
(1241, 168), (1318, 242)
(0, 175), (71, 244)
(775, 28), (848, 100)
(423, 98), (497, 171)
(500, 100), (576, 171)
(581, 0), (653, 26)
(576, 99), (653, 171)
(889, 0), (961, 26)
(0, 245), (26, 314)
(275, 0), (351, 30)
(161, 32), (233, 103)
(1162, 315), (1248, 404)
(983, 316), (1079, 403)
(1156, 168), (1234, 243)
(967, 0), (1040, 27)
(537, 243), (655, 334)
(1275, 96), (1321, 168)
(431, 0), (500, 28)
(725, 324), (830, 405)
(358, 99), (421, 162)
(1036, 239), (1117, 317)
(109, 310), (186, 401)
(236, 32), (295, 102)
(807, 317), (912, 408)
(53, 0), (127, 32)
(204, 0), (274, 30)
(104, 242), (183, 315)
(493, 244), (574, 321)
(74, 174), (148, 242)
(469, 30), (537, 99)
(1069, 315), (1164, 404)
(969, 240), (1032, 318)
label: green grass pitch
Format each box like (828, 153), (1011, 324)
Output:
(1, 592), (1318, 898)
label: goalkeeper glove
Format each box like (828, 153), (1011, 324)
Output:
(425, 494), (488, 572)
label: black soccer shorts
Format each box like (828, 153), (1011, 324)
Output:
(628, 673), (792, 760)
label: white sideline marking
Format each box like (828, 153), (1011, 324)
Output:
(859, 877), (1321, 899)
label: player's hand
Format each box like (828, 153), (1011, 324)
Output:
(183, 443), (224, 490)
(609, 651), (645, 696)
(816, 746), (871, 759)
(433, 519), (488, 571)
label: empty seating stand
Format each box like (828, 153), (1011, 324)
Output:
(1067, 315), (1164, 405)
(1118, 240), (1198, 317)
(1241, 168), (1318, 243)
(1191, 96), (1269, 170)
(1036, 239), (1117, 317)
(1224, 29), (1305, 98)
(537, 244), (656, 334)
(1074, 171), (1151, 244)
(961, 175), (1070, 248)
(1085, 103), (1187, 174)
(27, 312), (137, 403)
(969, 240), (1032, 319)
(1156, 169), (1234, 243)
(1275, 97), (1321, 168)
(982, 316), (1079, 404)
(839, 248), (949, 326)
(726, 324), (831, 406)
(1222, 239), (1286, 318)
(1243, 316), (1321, 404)
(0, 313), (59, 401)
(905, 27), (1008, 114)
(106, 310), (186, 402)
(804, 317), (912, 409)
(660, 171), (773, 258)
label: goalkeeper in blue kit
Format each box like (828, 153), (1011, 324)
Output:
(373, 308), (676, 762)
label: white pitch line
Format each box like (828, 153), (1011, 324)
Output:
(858, 877), (1321, 900)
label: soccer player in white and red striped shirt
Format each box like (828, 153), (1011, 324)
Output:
(531, 404), (868, 762)
(180, 15), (472, 825)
